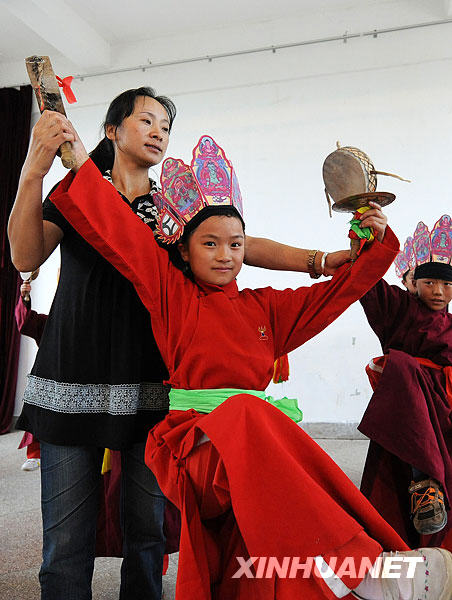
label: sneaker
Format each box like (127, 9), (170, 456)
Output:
(21, 458), (40, 471)
(409, 478), (447, 535)
(381, 548), (452, 600)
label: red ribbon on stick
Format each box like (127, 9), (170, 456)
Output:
(56, 75), (77, 104)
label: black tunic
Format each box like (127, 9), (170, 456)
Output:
(16, 176), (170, 449)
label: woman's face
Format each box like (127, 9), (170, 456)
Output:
(107, 96), (170, 168)
(179, 215), (245, 286)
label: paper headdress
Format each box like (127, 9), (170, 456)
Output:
(394, 236), (414, 279)
(394, 215), (452, 278)
(154, 135), (243, 244)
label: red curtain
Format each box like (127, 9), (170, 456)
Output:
(0, 85), (32, 434)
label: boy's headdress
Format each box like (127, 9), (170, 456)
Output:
(430, 214), (452, 265)
(153, 135), (243, 244)
(395, 215), (452, 281)
(394, 236), (414, 279)
(412, 221), (432, 267)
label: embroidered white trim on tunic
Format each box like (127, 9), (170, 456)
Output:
(24, 375), (169, 415)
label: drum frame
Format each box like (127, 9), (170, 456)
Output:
(331, 191), (396, 213)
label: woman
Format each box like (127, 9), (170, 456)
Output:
(48, 127), (452, 599)
(8, 88), (350, 600)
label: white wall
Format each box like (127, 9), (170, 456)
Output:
(14, 13), (452, 422)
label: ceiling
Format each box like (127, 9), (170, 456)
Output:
(0, 0), (451, 87)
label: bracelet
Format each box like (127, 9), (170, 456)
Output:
(320, 252), (329, 275)
(307, 249), (321, 279)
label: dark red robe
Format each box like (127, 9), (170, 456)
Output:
(15, 297), (47, 454)
(359, 279), (452, 549)
(51, 159), (407, 599)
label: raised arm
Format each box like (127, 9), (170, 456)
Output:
(266, 227), (400, 358)
(359, 278), (408, 344)
(7, 112), (71, 271)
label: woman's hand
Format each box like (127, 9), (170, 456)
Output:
(22, 111), (89, 179)
(323, 250), (352, 276)
(22, 110), (76, 179)
(359, 201), (388, 243)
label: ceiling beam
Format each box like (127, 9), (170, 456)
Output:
(1, 0), (110, 69)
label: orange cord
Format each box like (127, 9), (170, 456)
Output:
(411, 486), (444, 515)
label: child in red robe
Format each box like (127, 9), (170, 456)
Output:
(15, 280), (46, 470)
(50, 126), (452, 599)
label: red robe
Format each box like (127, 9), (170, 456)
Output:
(51, 159), (407, 599)
(359, 279), (452, 549)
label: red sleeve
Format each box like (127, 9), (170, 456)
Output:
(15, 297), (48, 345)
(359, 278), (409, 344)
(50, 159), (185, 366)
(266, 228), (400, 358)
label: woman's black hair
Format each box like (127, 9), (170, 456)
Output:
(89, 86), (177, 173)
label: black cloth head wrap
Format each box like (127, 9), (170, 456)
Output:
(414, 262), (452, 281)
(182, 205), (245, 239)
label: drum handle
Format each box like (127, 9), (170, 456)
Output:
(22, 276), (31, 303)
(324, 188), (333, 218)
(371, 170), (411, 183)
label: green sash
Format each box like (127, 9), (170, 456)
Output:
(169, 388), (303, 423)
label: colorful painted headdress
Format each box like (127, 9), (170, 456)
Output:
(154, 135), (243, 244)
(412, 221), (432, 267)
(394, 215), (452, 279)
(430, 214), (452, 264)
(394, 236), (414, 279)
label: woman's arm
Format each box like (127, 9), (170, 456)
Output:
(244, 236), (351, 277)
(7, 112), (72, 271)
(244, 201), (388, 277)
(245, 202), (386, 275)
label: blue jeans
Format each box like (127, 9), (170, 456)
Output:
(39, 441), (166, 600)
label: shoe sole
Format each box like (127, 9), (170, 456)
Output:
(414, 513), (448, 535)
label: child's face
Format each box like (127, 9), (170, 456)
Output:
(179, 215), (245, 286)
(402, 269), (416, 294)
(414, 277), (452, 311)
